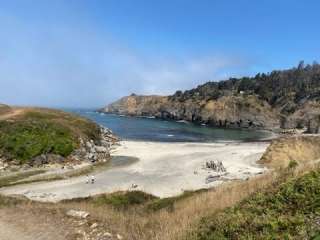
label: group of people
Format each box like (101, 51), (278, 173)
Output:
(86, 175), (95, 184)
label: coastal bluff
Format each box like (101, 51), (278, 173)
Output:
(101, 94), (279, 129)
(0, 106), (118, 171)
(101, 62), (320, 132)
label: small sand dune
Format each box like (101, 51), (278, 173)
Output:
(0, 141), (269, 202)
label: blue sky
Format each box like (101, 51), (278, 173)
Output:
(0, 0), (319, 108)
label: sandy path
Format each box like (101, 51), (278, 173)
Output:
(0, 208), (76, 240)
(0, 219), (28, 240)
(0, 141), (269, 202)
(0, 108), (25, 120)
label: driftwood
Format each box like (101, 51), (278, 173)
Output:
(206, 160), (226, 172)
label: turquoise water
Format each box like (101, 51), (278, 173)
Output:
(70, 110), (271, 142)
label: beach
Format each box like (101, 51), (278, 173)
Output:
(0, 140), (269, 202)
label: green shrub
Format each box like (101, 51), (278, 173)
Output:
(189, 170), (320, 240)
(147, 190), (208, 212)
(93, 191), (157, 209)
(288, 160), (298, 169)
(0, 108), (102, 164)
(0, 120), (76, 163)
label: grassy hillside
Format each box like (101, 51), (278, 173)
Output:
(188, 168), (320, 240)
(259, 136), (320, 168)
(0, 107), (100, 164)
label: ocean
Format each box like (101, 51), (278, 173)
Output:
(70, 109), (271, 142)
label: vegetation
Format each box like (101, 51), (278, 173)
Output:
(0, 194), (23, 207)
(170, 61), (320, 114)
(0, 120), (76, 162)
(146, 189), (208, 212)
(63, 189), (208, 212)
(0, 170), (46, 188)
(0, 108), (100, 164)
(188, 169), (320, 240)
(259, 136), (320, 168)
(92, 191), (157, 209)
(0, 162), (109, 188)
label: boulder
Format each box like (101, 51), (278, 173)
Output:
(46, 154), (65, 163)
(86, 141), (92, 149)
(95, 146), (108, 153)
(32, 154), (48, 166)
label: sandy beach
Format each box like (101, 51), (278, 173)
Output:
(0, 140), (269, 202)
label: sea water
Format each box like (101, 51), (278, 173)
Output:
(70, 109), (271, 142)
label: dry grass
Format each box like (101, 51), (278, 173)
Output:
(259, 135), (320, 168)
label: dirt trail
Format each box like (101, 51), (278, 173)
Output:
(0, 207), (78, 240)
(0, 108), (25, 120)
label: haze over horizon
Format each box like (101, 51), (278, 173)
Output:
(0, 0), (320, 108)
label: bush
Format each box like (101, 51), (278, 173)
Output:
(92, 191), (157, 209)
(0, 120), (76, 163)
(189, 170), (320, 240)
(0, 108), (101, 164)
(288, 160), (298, 169)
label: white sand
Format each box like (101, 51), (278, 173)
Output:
(0, 141), (269, 202)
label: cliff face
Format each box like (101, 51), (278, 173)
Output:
(159, 95), (279, 128)
(102, 94), (280, 129)
(102, 95), (168, 116)
(102, 62), (320, 132)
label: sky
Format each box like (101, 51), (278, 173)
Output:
(0, 0), (320, 108)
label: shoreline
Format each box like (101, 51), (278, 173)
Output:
(99, 111), (283, 131)
(0, 140), (270, 202)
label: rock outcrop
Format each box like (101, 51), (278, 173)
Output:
(101, 94), (279, 129)
(0, 126), (118, 172)
(101, 62), (320, 132)
(102, 94), (168, 117)
(69, 126), (118, 164)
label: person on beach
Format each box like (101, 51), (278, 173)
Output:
(86, 175), (89, 184)
(91, 175), (95, 184)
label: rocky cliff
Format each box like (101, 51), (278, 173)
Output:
(103, 94), (168, 117)
(101, 62), (320, 132)
(102, 94), (279, 129)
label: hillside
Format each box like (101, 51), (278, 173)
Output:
(102, 62), (320, 132)
(188, 168), (320, 240)
(103, 94), (168, 116)
(0, 104), (11, 116)
(0, 106), (116, 169)
(259, 136), (320, 168)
